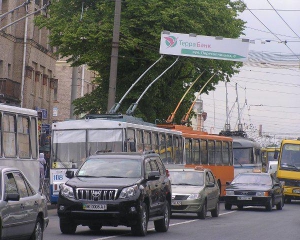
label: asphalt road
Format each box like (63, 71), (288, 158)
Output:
(44, 201), (300, 240)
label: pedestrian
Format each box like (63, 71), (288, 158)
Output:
(39, 152), (46, 179)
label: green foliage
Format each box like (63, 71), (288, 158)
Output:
(35, 0), (246, 124)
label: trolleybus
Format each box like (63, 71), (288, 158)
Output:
(0, 104), (40, 190)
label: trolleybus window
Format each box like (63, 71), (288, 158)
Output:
(3, 114), (17, 157)
(208, 140), (215, 164)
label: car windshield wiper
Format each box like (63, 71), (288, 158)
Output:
(173, 183), (194, 185)
(101, 176), (126, 178)
(281, 163), (298, 170)
(77, 175), (98, 178)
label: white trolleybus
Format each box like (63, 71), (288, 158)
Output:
(50, 114), (183, 204)
(0, 104), (40, 190)
(220, 130), (262, 177)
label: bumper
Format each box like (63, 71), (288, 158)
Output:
(171, 199), (203, 214)
(283, 186), (300, 199)
(57, 196), (142, 227)
(44, 216), (49, 230)
(224, 196), (271, 206)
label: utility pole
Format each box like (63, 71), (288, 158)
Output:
(70, 67), (78, 119)
(107, 0), (122, 112)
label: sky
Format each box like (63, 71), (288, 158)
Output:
(197, 0), (300, 146)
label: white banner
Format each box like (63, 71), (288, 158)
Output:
(159, 32), (249, 62)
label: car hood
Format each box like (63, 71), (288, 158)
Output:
(226, 184), (272, 191)
(66, 177), (141, 188)
(172, 185), (204, 194)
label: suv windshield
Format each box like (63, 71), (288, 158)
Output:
(77, 158), (142, 178)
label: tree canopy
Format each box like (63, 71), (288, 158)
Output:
(35, 0), (246, 124)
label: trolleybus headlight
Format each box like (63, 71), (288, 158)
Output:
(119, 185), (138, 199)
(225, 190), (234, 196)
(187, 193), (201, 200)
(60, 184), (75, 199)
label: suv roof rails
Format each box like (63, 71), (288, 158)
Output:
(143, 150), (156, 154)
(95, 150), (112, 154)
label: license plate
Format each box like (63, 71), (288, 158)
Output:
(172, 201), (182, 206)
(83, 204), (107, 210)
(237, 196), (252, 200)
(292, 189), (300, 194)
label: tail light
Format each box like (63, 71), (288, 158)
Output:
(166, 169), (170, 177)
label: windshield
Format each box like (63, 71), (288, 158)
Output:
(77, 158), (142, 178)
(51, 129), (123, 169)
(233, 148), (252, 165)
(280, 144), (300, 170)
(169, 171), (204, 186)
(232, 174), (272, 185)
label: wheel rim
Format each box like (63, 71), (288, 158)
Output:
(142, 207), (147, 232)
(35, 221), (43, 240)
(164, 205), (169, 227)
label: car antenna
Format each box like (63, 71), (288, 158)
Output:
(181, 73), (216, 125)
(108, 55), (164, 114)
(165, 71), (205, 124)
(126, 57), (180, 116)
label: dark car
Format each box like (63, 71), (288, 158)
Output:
(0, 166), (49, 240)
(224, 172), (284, 211)
(57, 151), (171, 236)
(169, 167), (220, 219)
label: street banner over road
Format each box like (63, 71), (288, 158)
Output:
(159, 31), (250, 62)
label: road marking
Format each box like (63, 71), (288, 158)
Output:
(92, 210), (239, 240)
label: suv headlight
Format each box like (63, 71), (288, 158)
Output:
(60, 184), (75, 199)
(119, 185), (138, 199)
(187, 193), (201, 200)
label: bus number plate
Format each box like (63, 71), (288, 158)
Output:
(83, 204), (107, 211)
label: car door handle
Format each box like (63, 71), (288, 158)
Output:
(20, 204), (25, 209)
(34, 201), (39, 206)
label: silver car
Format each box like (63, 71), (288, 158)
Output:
(0, 166), (49, 239)
(169, 168), (220, 219)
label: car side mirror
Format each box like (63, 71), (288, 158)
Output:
(4, 193), (20, 201)
(65, 170), (74, 179)
(274, 150), (279, 160)
(148, 171), (160, 180)
(206, 182), (215, 188)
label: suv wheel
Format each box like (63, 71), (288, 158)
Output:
(154, 201), (170, 232)
(197, 200), (207, 219)
(131, 203), (148, 236)
(276, 196), (284, 210)
(60, 219), (77, 234)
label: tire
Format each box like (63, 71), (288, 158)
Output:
(59, 219), (77, 234)
(237, 205), (243, 210)
(265, 198), (273, 211)
(29, 217), (43, 240)
(131, 202), (148, 236)
(88, 225), (102, 231)
(276, 196), (284, 210)
(211, 201), (219, 217)
(154, 201), (170, 232)
(197, 200), (207, 219)
(225, 203), (232, 210)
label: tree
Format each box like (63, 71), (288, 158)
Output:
(35, 0), (246, 124)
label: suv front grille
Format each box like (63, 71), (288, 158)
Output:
(76, 188), (118, 201)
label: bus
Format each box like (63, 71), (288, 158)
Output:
(50, 114), (183, 204)
(276, 138), (300, 203)
(261, 146), (279, 172)
(158, 124), (234, 196)
(219, 131), (262, 177)
(0, 104), (40, 190)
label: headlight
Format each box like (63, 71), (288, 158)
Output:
(187, 194), (201, 200)
(119, 185), (138, 199)
(60, 184), (75, 199)
(256, 191), (269, 197)
(225, 190), (234, 196)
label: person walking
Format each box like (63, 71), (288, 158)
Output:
(39, 153), (46, 180)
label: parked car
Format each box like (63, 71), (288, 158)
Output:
(57, 151), (171, 236)
(0, 166), (49, 240)
(168, 167), (220, 219)
(224, 172), (284, 211)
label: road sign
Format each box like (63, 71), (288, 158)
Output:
(159, 31), (249, 62)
